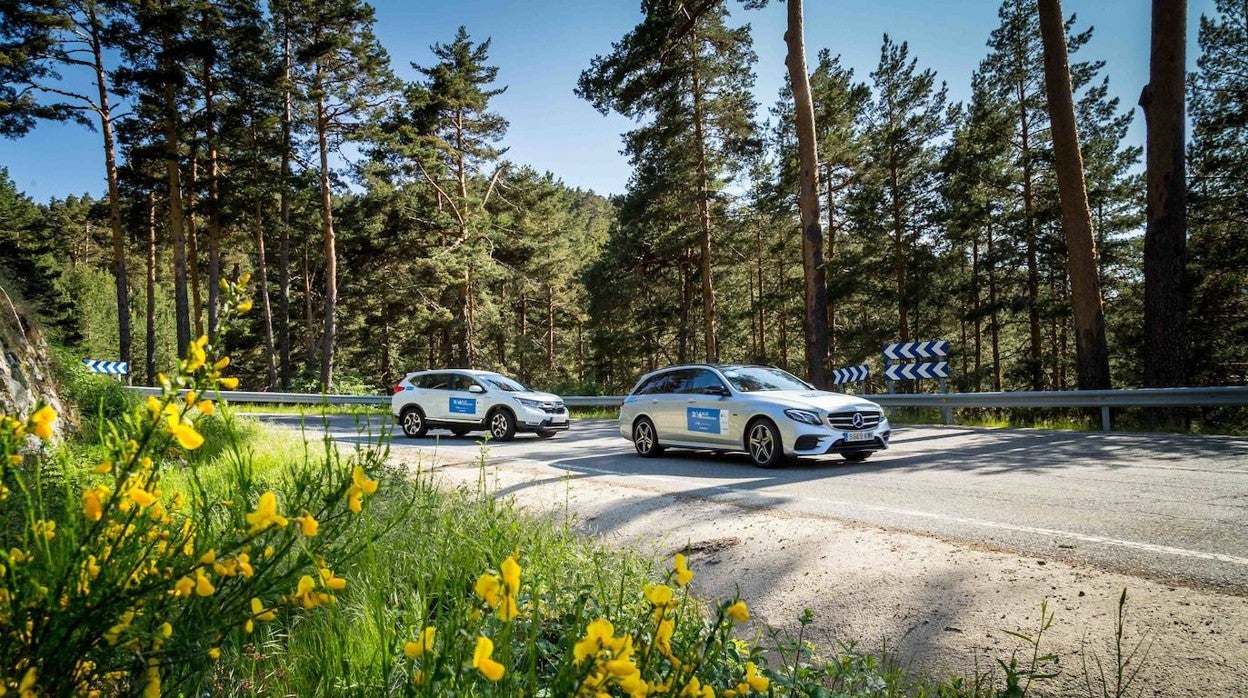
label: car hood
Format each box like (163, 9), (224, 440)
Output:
(510, 391), (562, 403)
(747, 390), (881, 413)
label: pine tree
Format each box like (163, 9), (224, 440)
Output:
(285, 0), (395, 390)
(578, 1), (757, 366)
(1189, 0), (1248, 385)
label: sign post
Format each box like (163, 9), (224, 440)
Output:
(882, 341), (952, 424)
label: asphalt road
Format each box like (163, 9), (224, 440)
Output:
(258, 413), (1248, 593)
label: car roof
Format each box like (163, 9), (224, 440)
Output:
(407, 369), (503, 376)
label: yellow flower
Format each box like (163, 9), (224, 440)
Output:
(173, 576), (195, 596)
(403, 626), (436, 659)
(30, 405), (56, 440)
(8, 454), (21, 466)
(127, 487), (157, 507)
(674, 553), (694, 586)
(237, 553), (254, 578)
(501, 556), (521, 595)
(218, 376), (239, 390)
(184, 390), (197, 406)
(197, 399), (214, 415)
(187, 336), (208, 372)
(298, 513), (319, 537)
(142, 666), (160, 698)
(214, 356), (230, 370)
(35, 519), (56, 540)
(251, 597), (277, 622)
(472, 636), (505, 682)
(474, 573), (502, 607)
(195, 568), (216, 596)
(245, 492), (288, 534)
(236, 300), (253, 313)
(167, 420), (204, 450)
(353, 466), (378, 494)
(92, 460), (112, 475)
(573, 617), (615, 663)
(726, 601), (749, 623)
(83, 487), (107, 521)
(19, 668), (37, 697)
(207, 647), (221, 660)
(238, 272), (251, 285)
(644, 583), (674, 608)
(744, 662), (769, 692)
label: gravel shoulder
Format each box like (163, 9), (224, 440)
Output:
(421, 448), (1248, 698)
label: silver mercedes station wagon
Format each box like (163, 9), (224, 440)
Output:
(618, 364), (890, 468)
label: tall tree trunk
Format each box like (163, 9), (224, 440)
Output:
(161, 21), (190, 354)
(756, 223), (766, 360)
(546, 284), (555, 372)
(1016, 77), (1043, 390)
(972, 235), (983, 392)
(519, 295), (527, 379)
(146, 192), (157, 385)
(89, 3), (130, 381)
(186, 152), (202, 337)
(278, 18), (293, 390)
(987, 218), (1002, 391)
(890, 147), (908, 343)
(203, 28), (223, 337)
(315, 89), (336, 391)
(826, 169), (837, 367)
(1140, 0), (1189, 387)
(454, 108), (474, 367)
(302, 244), (315, 362)
(690, 25), (717, 363)
(784, 0), (828, 387)
(254, 199), (278, 388)
(1038, 0), (1112, 390)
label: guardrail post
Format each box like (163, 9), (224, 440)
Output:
(1101, 406), (1111, 432)
(940, 377), (952, 425)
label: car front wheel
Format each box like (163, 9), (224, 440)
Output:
(746, 419), (786, 468)
(488, 409), (517, 441)
(632, 418), (663, 457)
(400, 407), (427, 438)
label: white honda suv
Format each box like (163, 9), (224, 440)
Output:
(391, 369), (569, 441)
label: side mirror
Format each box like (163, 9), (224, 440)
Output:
(468, 384), (485, 394)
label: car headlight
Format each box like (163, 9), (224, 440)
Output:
(516, 398), (542, 409)
(784, 409), (822, 425)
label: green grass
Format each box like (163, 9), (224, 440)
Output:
(185, 422), (1084, 697)
(226, 402), (388, 416)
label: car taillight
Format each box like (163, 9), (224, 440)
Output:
(392, 384), (404, 394)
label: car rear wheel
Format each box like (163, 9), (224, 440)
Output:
(400, 407), (427, 438)
(841, 451), (871, 462)
(632, 418), (663, 457)
(746, 419), (786, 468)
(488, 409), (517, 441)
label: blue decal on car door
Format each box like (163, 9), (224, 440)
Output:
(449, 397), (477, 415)
(687, 407), (723, 434)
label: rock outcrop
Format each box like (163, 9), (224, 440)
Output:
(0, 286), (66, 436)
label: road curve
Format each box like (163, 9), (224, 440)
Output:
(256, 413), (1248, 593)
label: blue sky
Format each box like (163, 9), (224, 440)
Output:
(0, 0), (1218, 202)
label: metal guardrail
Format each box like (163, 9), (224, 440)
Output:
(128, 386), (1248, 431)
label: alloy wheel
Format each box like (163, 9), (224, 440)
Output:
(749, 423), (774, 464)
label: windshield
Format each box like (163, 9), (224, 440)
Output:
(482, 374), (530, 392)
(719, 366), (812, 393)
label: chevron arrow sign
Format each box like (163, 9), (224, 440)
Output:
(884, 361), (948, 381)
(830, 364), (869, 384)
(83, 359), (129, 375)
(883, 340), (949, 360)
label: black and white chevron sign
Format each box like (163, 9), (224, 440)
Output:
(884, 361), (948, 381)
(830, 364), (869, 384)
(83, 359), (129, 375)
(882, 340), (949, 360)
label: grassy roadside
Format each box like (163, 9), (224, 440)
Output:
(195, 417), (1079, 697)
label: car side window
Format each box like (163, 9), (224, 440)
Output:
(420, 373), (451, 390)
(638, 371), (681, 395)
(682, 369), (727, 394)
(451, 374), (481, 392)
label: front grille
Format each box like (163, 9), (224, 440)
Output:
(541, 402), (565, 414)
(827, 410), (881, 431)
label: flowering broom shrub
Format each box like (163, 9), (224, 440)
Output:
(0, 276), (393, 697)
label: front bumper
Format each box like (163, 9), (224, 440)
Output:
(782, 419), (891, 457)
(517, 406), (571, 432)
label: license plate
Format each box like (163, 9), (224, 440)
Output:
(551, 419), (567, 426)
(844, 431), (873, 442)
